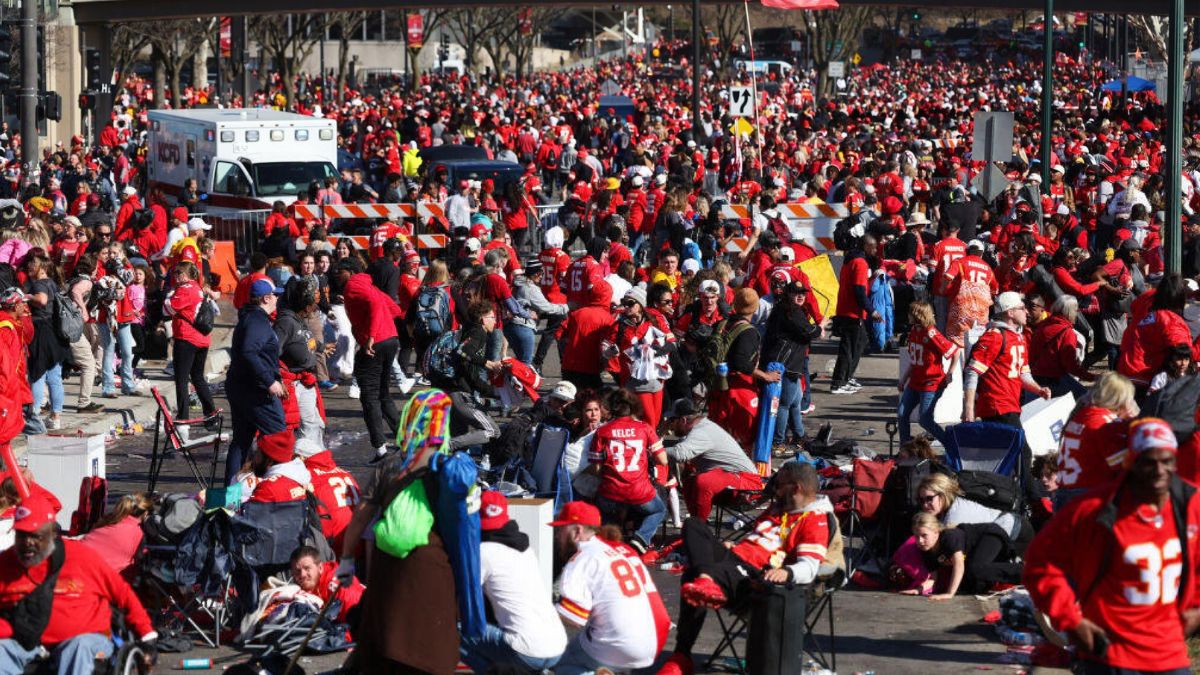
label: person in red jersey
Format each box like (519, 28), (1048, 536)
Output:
(963, 291), (1051, 426)
(897, 301), (959, 447)
(296, 438), (360, 552)
(1024, 418), (1200, 675)
(0, 484), (156, 672)
(944, 239), (999, 343)
(830, 235), (877, 395)
(557, 279), (615, 390)
(289, 545), (364, 624)
(1117, 274), (1193, 391)
(659, 462), (841, 675)
(563, 237), (609, 308)
(929, 222), (966, 331)
(1055, 372), (1138, 509)
(586, 388), (668, 554)
(245, 429), (310, 504)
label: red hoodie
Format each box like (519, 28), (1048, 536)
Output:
(558, 280), (614, 375)
(1117, 309), (1191, 385)
(342, 273), (401, 345)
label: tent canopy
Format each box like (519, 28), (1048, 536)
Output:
(1101, 76), (1156, 93)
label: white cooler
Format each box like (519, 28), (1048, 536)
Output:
(24, 434), (106, 529)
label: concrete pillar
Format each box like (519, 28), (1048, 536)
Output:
(48, 13), (81, 148)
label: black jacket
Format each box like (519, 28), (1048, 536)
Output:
(455, 323), (494, 396)
(762, 301), (821, 375)
(227, 305), (280, 392)
(273, 308), (318, 374)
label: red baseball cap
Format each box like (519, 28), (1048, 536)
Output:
(479, 490), (509, 531)
(13, 484), (61, 533)
(548, 501), (601, 528)
(257, 429), (295, 464)
(172, 206), (189, 223)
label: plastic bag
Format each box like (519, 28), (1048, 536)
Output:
(373, 478), (435, 559)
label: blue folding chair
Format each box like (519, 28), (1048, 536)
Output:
(944, 422), (1025, 479)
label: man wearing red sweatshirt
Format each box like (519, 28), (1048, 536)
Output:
(0, 485), (156, 674)
(1024, 418), (1200, 675)
(335, 259), (402, 460)
(557, 280), (614, 390)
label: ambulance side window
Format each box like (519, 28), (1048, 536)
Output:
(186, 140), (195, 168)
(213, 161), (248, 196)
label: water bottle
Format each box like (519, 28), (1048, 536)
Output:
(178, 658), (212, 670)
(716, 362), (729, 391)
(480, 453), (491, 473)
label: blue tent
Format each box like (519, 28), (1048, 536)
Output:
(1101, 76), (1156, 93)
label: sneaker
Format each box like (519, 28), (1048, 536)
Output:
(416, 376), (431, 386)
(656, 653), (694, 675)
(369, 445), (388, 464)
(831, 385), (856, 395)
(318, 380), (338, 392)
(46, 415), (61, 431)
(163, 363), (174, 378)
(847, 378), (863, 389)
(681, 576), (728, 609)
(347, 384), (361, 399)
(800, 403), (816, 415)
(398, 377), (415, 395)
(78, 402), (104, 413)
(628, 537), (648, 556)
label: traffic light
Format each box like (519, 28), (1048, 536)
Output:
(911, 10), (921, 21)
(78, 92), (95, 110)
(0, 26), (11, 92)
(85, 47), (101, 90)
(438, 33), (449, 61)
(39, 91), (60, 121)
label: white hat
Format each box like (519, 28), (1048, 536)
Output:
(122, 186), (138, 196)
(294, 438), (324, 458)
(699, 279), (721, 296)
(654, 174), (667, 186)
(465, 237), (482, 253)
(1051, 164), (1065, 174)
(1028, 173), (1043, 183)
(187, 217), (211, 231)
(631, 175), (644, 187)
(778, 247), (796, 262)
(549, 380), (577, 402)
(1056, 204), (1070, 216)
(995, 291), (1025, 313)
(681, 258), (700, 274)
(967, 239), (986, 252)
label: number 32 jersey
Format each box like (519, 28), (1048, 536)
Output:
(591, 417), (664, 505)
(558, 538), (670, 670)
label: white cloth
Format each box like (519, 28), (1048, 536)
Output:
(328, 304), (356, 381)
(480, 541), (567, 659)
(292, 381), (325, 446)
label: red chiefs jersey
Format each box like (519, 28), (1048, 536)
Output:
(731, 506), (830, 570)
(305, 450), (361, 549)
(744, 249), (775, 298)
(1083, 497), (1191, 669)
(590, 417), (664, 505)
(1057, 406), (1128, 490)
(930, 237), (966, 296)
(396, 274), (421, 319)
(564, 256), (604, 307)
(248, 474), (307, 503)
(370, 222), (408, 260)
(946, 255), (998, 299)
(904, 326), (959, 392)
(968, 326), (1028, 418)
(538, 247), (570, 304)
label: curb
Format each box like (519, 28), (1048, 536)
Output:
(13, 300), (238, 454)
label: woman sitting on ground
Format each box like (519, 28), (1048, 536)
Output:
(917, 473), (1031, 552)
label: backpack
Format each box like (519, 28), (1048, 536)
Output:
(544, 147), (559, 169)
(190, 298), (216, 336)
(421, 329), (461, 386)
(956, 469), (1022, 513)
(884, 457), (932, 516)
(411, 285), (451, 340)
(833, 211), (870, 251)
(143, 493), (202, 545)
(703, 318), (755, 390)
(52, 290), (84, 343)
(1144, 373), (1200, 438)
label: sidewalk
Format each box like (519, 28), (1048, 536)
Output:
(14, 299), (238, 452)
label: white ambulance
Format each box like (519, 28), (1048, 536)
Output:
(146, 109), (338, 213)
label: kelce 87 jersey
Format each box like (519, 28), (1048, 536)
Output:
(557, 537), (671, 670)
(590, 417), (664, 505)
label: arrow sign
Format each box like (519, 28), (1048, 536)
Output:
(973, 164), (1010, 202)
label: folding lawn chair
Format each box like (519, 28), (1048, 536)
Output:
(944, 421), (1026, 484)
(710, 481), (770, 541)
(841, 457), (895, 577)
(497, 424), (574, 510)
(148, 386), (225, 494)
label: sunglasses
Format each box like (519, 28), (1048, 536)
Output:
(97, 231), (112, 237)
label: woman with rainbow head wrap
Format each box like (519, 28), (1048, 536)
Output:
(336, 389), (485, 673)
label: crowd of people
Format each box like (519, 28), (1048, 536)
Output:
(0, 33), (1191, 674)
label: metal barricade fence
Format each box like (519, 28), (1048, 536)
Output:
(530, 203), (561, 254)
(204, 210), (271, 260)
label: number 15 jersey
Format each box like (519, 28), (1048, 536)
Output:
(968, 326), (1028, 418)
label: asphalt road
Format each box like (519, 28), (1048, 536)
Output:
(104, 337), (1023, 674)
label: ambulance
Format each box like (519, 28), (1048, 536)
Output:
(146, 109), (338, 213)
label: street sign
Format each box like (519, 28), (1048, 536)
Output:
(911, 49), (922, 60)
(827, 61), (845, 78)
(972, 111), (1014, 164)
(790, 41), (803, 53)
(851, 53), (861, 66)
(598, 79), (621, 96)
(730, 117), (755, 137)
(972, 164), (1010, 202)
(728, 86), (754, 118)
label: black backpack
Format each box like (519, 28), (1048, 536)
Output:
(833, 211), (870, 252)
(885, 457), (932, 516)
(1144, 374), (1200, 438)
(957, 470), (1023, 513)
(190, 298), (215, 335)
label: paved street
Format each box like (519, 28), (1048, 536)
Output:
(90, 334), (1034, 674)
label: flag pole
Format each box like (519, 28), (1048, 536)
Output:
(742, 0), (765, 181)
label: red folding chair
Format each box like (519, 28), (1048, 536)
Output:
(148, 386), (224, 493)
(843, 457), (895, 576)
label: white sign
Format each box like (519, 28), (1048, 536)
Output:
(728, 85), (754, 118)
(790, 41), (803, 53)
(1020, 393), (1076, 457)
(911, 49), (923, 60)
(827, 61), (845, 78)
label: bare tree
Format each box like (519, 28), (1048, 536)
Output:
(326, 12), (367, 104)
(705, 4), (745, 74)
(407, 9), (448, 91)
(494, 8), (566, 76)
(125, 19), (213, 108)
(111, 25), (151, 92)
(1127, 15), (1195, 65)
(795, 6), (874, 96)
(250, 14), (322, 107)
(445, 8), (510, 74)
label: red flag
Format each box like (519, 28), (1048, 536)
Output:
(761, 0), (839, 8)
